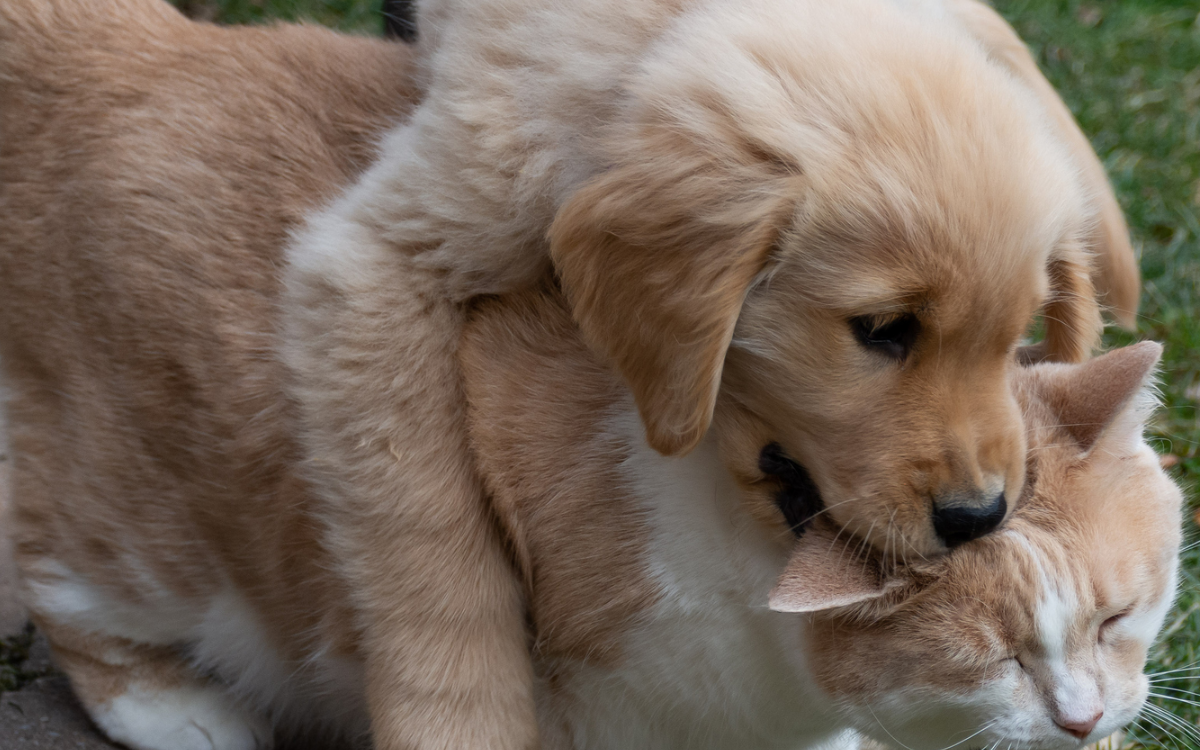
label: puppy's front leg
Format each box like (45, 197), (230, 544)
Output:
(283, 215), (537, 750)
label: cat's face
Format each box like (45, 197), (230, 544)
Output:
(790, 344), (1183, 749)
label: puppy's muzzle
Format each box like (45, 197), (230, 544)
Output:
(931, 491), (1007, 547)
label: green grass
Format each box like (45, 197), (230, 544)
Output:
(180, 0), (1200, 745)
(170, 0), (384, 32)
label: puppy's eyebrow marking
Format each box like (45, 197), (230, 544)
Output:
(834, 281), (927, 315)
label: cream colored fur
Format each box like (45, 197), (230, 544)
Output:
(0, 1), (1149, 749)
(283, 1), (1129, 742)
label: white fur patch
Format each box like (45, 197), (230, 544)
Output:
(541, 408), (844, 749)
(92, 684), (271, 750)
(27, 563), (366, 737)
(24, 559), (194, 646)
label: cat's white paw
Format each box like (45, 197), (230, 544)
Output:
(91, 684), (272, 750)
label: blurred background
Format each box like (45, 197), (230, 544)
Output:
(163, 1), (1200, 746)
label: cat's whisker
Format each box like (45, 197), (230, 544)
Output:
(1147, 674), (1200, 686)
(1147, 674), (1200, 683)
(1141, 702), (1200, 746)
(894, 519), (927, 564)
(1134, 713), (1184, 750)
(931, 719), (997, 750)
(1148, 660), (1200, 679)
(1133, 707), (1182, 748)
(1145, 708), (1199, 749)
(1152, 686), (1200, 705)
(885, 508), (898, 571)
(848, 520), (878, 568)
(1148, 689), (1200, 711)
(764, 488), (866, 547)
(865, 705), (919, 750)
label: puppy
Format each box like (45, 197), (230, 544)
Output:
(281, 1), (1127, 743)
(936, 0), (1140, 328)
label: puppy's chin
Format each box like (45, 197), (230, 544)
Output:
(815, 485), (946, 560)
(762, 448), (948, 560)
(717, 406), (1016, 561)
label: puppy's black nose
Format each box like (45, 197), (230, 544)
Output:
(932, 492), (1007, 547)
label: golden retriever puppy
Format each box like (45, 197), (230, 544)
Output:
(281, 2), (1121, 743)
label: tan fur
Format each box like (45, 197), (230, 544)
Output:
(461, 287), (661, 666)
(0, 0), (1147, 748)
(942, 0), (1140, 329)
(280, 3), (1116, 738)
(0, 0), (417, 741)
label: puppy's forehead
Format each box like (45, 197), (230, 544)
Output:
(772, 218), (1053, 319)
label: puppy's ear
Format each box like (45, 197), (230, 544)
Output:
(943, 0), (1140, 329)
(769, 524), (903, 613)
(1026, 241), (1104, 364)
(1033, 341), (1162, 454)
(551, 155), (799, 456)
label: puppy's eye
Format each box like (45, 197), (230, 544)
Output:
(850, 314), (920, 361)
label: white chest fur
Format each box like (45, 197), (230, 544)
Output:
(538, 412), (848, 750)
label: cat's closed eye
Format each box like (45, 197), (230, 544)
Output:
(1098, 607), (1133, 641)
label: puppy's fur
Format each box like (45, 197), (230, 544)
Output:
(0, 1), (1143, 748)
(282, 3), (1125, 742)
(937, 0), (1140, 328)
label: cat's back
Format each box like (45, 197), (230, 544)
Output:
(0, 0), (417, 504)
(0, 0), (417, 701)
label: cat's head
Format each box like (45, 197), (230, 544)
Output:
(773, 342), (1182, 749)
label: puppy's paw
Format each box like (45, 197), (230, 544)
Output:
(91, 684), (272, 750)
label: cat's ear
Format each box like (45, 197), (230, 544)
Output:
(1032, 341), (1162, 454)
(768, 524), (903, 613)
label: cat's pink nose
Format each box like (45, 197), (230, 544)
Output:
(1055, 710), (1102, 739)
